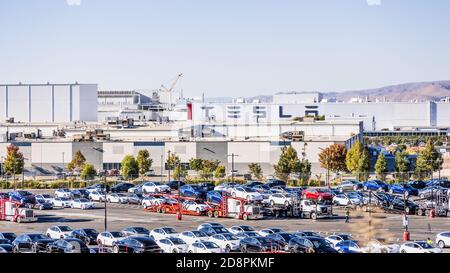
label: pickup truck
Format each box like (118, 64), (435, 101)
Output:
(299, 200), (333, 220)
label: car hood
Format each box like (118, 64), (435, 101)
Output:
(35, 239), (55, 244)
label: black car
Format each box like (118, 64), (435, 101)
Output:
(0, 232), (17, 243)
(0, 239), (13, 253)
(111, 182), (135, 193)
(35, 199), (54, 210)
(408, 181), (427, 190)
(47, 238), (91, 253)
(71, 189), (90, 199)
(87, 184), (111, 193)
(266, 232), (297, 245)
(121, 226), (150, 237)
(167, 180), (185, 190)
(112, 236), (162, 253)
(0, 192), (9, 199)
(265, 179), (286, 188)
(244, 181), (264, 188)
(198, 182), (216, 192)
(198, 226), (230, 236)
(418, 186), (447, 199)
(12, 234), (55, 253)
(387, 197), (419, 214)
(292, 236), (338, 253)
(69, 228), (99, 245)
(239, 236), (284, 253)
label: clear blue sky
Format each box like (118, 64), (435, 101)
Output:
(1, 0), (450, 97)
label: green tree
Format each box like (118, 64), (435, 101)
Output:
(345, 141), (370, 181)
(200, 160), (220, 179)
(214, 165), (226, 179)
(189, 158), (204, 176)
(319, 144), (348, 173)
(121, 155), (139, 180)
(248, 163), (263, 180)
(173, 165), (188, 180)
(274, 146), (301, 181)
(415, 139), (443, 180)
(136, 150), (153, 176)
(67, 150), (86, 172)
(80, 163), (96, 180)
(394, 150), (410, 181)
(375, 153), (388, 181)
(166, 153), (181, 170)
(3, 145), (25, 186)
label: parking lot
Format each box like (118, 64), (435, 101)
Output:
(2, 189), (450, 253)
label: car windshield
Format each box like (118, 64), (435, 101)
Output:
(59, 226), (72, 231)
(190, 185), (202, 190)
(60, 197), (70, 201)
(169, 238), (186, 245)
(417, 242), (433, 249)
(84, 229), (97, 235)
(79, 198), (89, 202)
(162, 228), (177, 234)
(203, 241), (219, 249)
(212, 227), (229, 233)
(18, 191), (33, 196)
(347, 192), (359, 198)
(192, 231), (208, 237)
(240, 226), (254, 231)
(42, 194), (51, 198)
(244, 187), (257, 193)
(279, 233), (295, 241)
(310, 238), (332, 248)
(255, 237), (272, 244)
(110, 232), (124, 237)
(271, 228), (284, 233)
(29, 234), (47, 241)
(316, 189), (329, 193)
(133, 227), (149, 233)
(340, 235), (352, 240)
(222, 234), (238, 240)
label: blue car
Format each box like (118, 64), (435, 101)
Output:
(334, 240), (363, 253)
(388, 183), (419, 196)
(179, 185), (207, 199)
(8, 190), (36, 206)
(206, 190), (225, 205)
(362, 180), (388, 192)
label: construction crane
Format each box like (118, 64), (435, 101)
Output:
(160, 73), (183, 110)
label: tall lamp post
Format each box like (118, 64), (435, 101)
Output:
(318, 147), (330, 188)
(92, 147), (108, 231)
(227, 153), (239, 183)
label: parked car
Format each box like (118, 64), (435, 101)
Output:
(399, 241), (442, 253)
(198, 226), (230, 236)
(239, 236), (282, 253)
(230, 187), (263, 201)
(266, 232), (297, 246)
(197, 223), (226, 230)
(362, 180), (388, 192)
(89, 190), (106, 202)
(333, 193), (361, 206)
(208, 233), (240, 252)
(198, 182), (216, 192)
(0, 232), (17, 244)
(157, 237), (189, 253)
(46, 225), (73, 239)
(106, 193), (129, 203)
(388, 183), (419, 196)
(334, 240), (363, 253)
(228, 225), (256, 235)
(142, 182), (171, 194)
(244, 181), (264, 188)
(141, 196), (165, 209)
(35, 199), (54, 210)
(110, 182), (135, 193)
(187, 240), (223, 253)
(35, 194), (53, 203)
(112, 236), (162, 253)
(150, 227), (179, 241)
(96, 231), (127, 247)
(362, 239), (400, 253)
(8, 190), (36, 206)
(435, 232), (450, 248)
(206, 190), (225, 205)
(182, 200), (210, 213)
(167, 180), (185, 190)
(126, 193), (143, 205)
(325, 234), (354, 247)
(294, 231), (321, 238)
(0, 240), (13, 253)
(47, 238), (90, 253)
(69, 229), (99, 245)
(293, 236), (338, 253)
(121, 226), (150, 237)
(301, 188), (333, 201)
(71, 189), (90, 199)
(408, 180), (427, 190)
(179, 184), (207, 199)
(268, 193), (294, 207)
(85, 183), (110, 193)
(12, 234), (55, 253)
(127, 183), (144, 194)
(235, 231), (260, 240)
(52, 197), (72, 208)
(265, 179), (286, 188)
(214, 182), (238, 193)
(70, 198), (95, 210)
(387, 197), (419, 214)
(54, 189), (73, 198)
(337, 180), (362, 192)
(179, 230), (210, 244)
(258, 228), (285, 237)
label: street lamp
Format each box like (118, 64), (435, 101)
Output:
(227, 153), (239, 183)
(318, 147), (330, 188)
(92, 147), (108, 231)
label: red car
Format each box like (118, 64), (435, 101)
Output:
(301, 188), (332, 201)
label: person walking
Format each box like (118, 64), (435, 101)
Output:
(345, 207), (350, 223)
(427, 238), (433, 246)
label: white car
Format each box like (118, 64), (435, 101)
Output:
(187, 240), (223, 253)
(106, 193), (128, 203)
(141, 196), (165, 209)
(89, 190), (106, 202)
(150, 227), (179, 241)
(231, 187), (263, 201)
(71, 198), (95, 210)
(96, 231), (127, 247)
(332, 193), (361, 206)
(208, 233), (241, 252)
(436, 231), (450, 248)
(54, 189), (73, 198)
(128, 183), (144, 194)
(258, 228), (285, 237)
(35, 194), (53, 203)
(197, 223), (226, 231)
(228, 225), (256, 235)
(326, 234), (354, 247)
(268, 193), (293, 207)
(46, 225), (73, 239)
(182, 200), (210, 213)
(214, 183), (238, 193)
(142, 182), (171, 194)
(362, 239), (400, 253)
(179, 230), (210, 245)
(399, 241), (442, 253)
(52, 197), (72, 208)
(157, 237), (189, 253)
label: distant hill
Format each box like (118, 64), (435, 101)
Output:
(206, 80), (450, 103)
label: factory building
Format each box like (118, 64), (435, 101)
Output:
(0, 83), (97, 123)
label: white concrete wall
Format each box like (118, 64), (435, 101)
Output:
(103, 142), (134, 163)
(164, 142), (197, 162)
(31, 143), (72, 164)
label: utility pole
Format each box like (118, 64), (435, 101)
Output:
(167, 150), (171, 183)
(160, 154), (163, 182)
(227, 153), (239, 183)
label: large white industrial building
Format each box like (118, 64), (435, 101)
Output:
(0, 83), (97, 123)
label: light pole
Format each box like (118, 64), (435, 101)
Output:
(318, 147), (330, 188)
(92, 147), (108, 231)
(227, 153), (239, 183)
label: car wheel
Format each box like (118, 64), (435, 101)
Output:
(196, 208), (201, 214)
(363, 186), (368, 191)
(405, 207), (410, 214)
(188, 250), (193, 253)
(13, 246), (20, 253)
(113, 245), (119, 253)
(241, 247), (247, 253)
(225, 245), (231, 253)
(31, 244), (38, 253)
(143, 203), (148, 209)
(420, 194), (425, 199)
(310, 212), (317, 220)
(232, 193), (236, 198)
(438, 241), (445, 248)
(284, 201), (289, 207)
(401, 250), (407, 253)
(389, 189), (394, 194)
(270, 200), (275, 206)
(172, 249), (178, 253)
